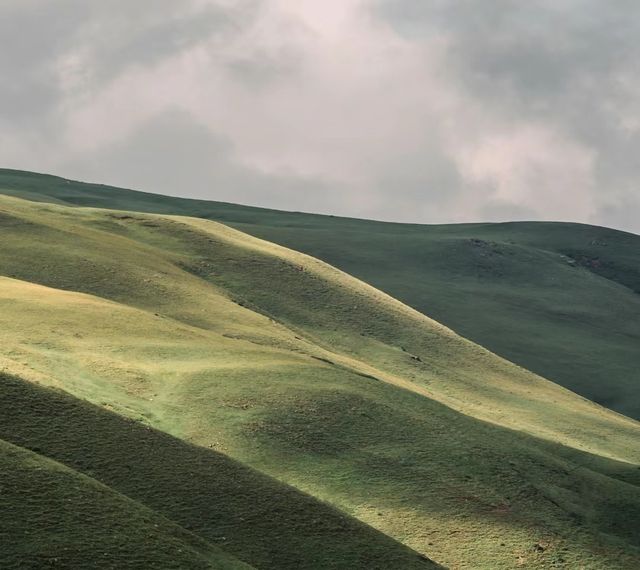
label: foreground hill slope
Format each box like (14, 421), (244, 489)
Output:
(0, 194), (639, 568)
(0, 439), (251, 570)
(0, 373), (432, 570)
(2, 169), (637, 419)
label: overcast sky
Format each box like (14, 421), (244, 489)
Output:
(2, 1), (639, 232)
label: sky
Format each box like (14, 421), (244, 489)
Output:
(2, 1), (640, 233)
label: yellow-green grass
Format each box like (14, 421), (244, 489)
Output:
(3, 168), (638, 420)
(1, 194), (639, 568)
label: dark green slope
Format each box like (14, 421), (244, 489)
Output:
(2, 168), (636, 418)
(0, 442), (250, 570)
(0, 373), (437, 570)
(248, 220), (640, 419)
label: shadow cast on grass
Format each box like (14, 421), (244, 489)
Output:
(0, 373), (439, 570)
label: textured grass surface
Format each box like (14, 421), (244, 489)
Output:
(0, 374), (432, 570)
(0, 439), (250, 570)
(0, 193), (639, 568)
(2, 168), (637, 419)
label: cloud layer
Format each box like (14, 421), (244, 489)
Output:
(2, 1), (639, 233)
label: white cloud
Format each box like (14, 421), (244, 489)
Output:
(1, 0), (639, 233)
(456, 125), (597, 222)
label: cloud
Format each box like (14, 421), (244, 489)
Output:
(63, 109), (347, 214)
(373, 0), (640, 231)
(1, 0), (639, 233)
(456, 125), (597, 222)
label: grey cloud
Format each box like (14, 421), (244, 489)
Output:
(597, 194), (640, 234)
(73, 2), (237, 87)
(371, 144), (464, 223)
(374, 0), (640, 122)
(61, 108), (471, 224)
(0, 1), (84, 128)
(61, 106), (470, 225)
(61, 109), (346, 215)
(373, 0), (640, 233)
(225, 51), (302, 89)
(0, 0), (238, 127)
(478, 198), (539, 223)
(1, 1), (639, 234)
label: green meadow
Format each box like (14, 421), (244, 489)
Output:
(0, 187), (638, 568)
(2, 168), (638, 419)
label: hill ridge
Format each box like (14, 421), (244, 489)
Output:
(1, 193), (639, 567)
(2, 168), (638, 419)
(0, 372), (435, 569)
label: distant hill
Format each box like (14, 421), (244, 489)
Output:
(2, 168), (638, 419)
(0, 191), (638, 568)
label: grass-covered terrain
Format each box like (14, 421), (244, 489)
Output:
(0, 438), (251, 570)
(0, 191), (639, 568)
(1, 169), (637, 420)
(0, 373), (433, 570)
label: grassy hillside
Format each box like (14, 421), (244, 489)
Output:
(0, 373), (433, 570)
(0, 193), (639, 568)
(1, 168), (637, 420)
(0, 440), (251, 570)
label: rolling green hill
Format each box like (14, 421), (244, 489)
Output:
(1, 168), (637, 420)
(0, 438), (251, 570)
(0, 192), (639, 568)
(0, 373), (433, 570)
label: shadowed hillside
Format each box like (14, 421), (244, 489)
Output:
(2, 168), (638, 420)
(0, 374), (434, 570)
(0, 193), (638, 568)
(0, 440), (251, 570)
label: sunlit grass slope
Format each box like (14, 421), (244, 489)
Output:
(0, 193), (639, 568)
(0, 373), (432, 570)
(2, 168), (637, 419)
